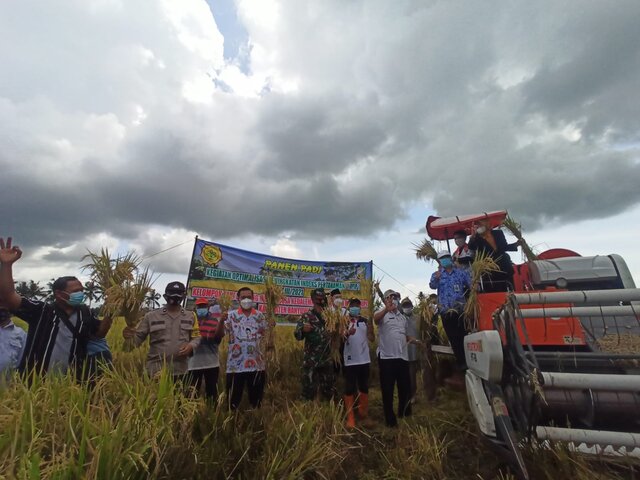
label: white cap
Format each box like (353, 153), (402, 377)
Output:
(437, 250), (452, 259)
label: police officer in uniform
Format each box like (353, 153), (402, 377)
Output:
(124, 281), (200, 384)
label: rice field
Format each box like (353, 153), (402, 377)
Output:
(1, 319), (637, 479)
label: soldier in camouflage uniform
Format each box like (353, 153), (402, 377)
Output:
(294, 288), (336, 401)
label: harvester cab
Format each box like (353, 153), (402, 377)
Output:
(425, 210), (640, 480)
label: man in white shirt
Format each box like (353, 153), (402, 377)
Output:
(374, 289), (421, 427)
(342, 298), (374, 428)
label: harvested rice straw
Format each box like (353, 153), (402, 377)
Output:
(263, 274), (285, 365)
(597, 333), (640, 355)
(503, 215), (538, 262)
(322, 305), (348, 365)
(359, 278), (376, 320)
(413, 238), (438, 262)
(82, 249), (155, 351)
(216, 292), (234, 315)
(463, 252), (501, 331)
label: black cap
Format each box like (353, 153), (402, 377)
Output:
(330, 288), (341, 296)
(165, 281), (186, 295)
(348, 298), (361, 306)
(310, 288), (326, 298)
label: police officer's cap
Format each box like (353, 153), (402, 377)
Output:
(165, 281), (186, 295)
(330, 288), (341, 296)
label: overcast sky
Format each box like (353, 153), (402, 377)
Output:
(2, 0), (639, 300)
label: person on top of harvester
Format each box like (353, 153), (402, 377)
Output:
(0, 237), (112, 380)
(452, 230), (473, 269)
(467, 219), (521, 292)
(429, 251), (471, 377)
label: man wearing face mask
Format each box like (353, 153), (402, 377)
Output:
(294, 288), (336, 401)
(452, 230), (473, 269)
(188, 297), (224, 402)
(468, 220), (520, 292)
(224, 287), (272, 410)
(400, 297), (420, 404)
(123, 281), (200, 383)
(373, 289), (421, 427)
(0, 237), (112, 379)
(429, 252), (471, 379)
(342, 298), (374, 428)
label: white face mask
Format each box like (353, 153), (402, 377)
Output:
(240, 298), (254, 310)
(402, 307), (413, 315)
(455, 238), (465, 247)
(333, 297), (343, 307)
(476, 226), (487, 235)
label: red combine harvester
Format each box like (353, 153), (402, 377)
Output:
(426, 211), (640, 480)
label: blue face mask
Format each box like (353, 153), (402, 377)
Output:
(440, 258), (453, 268)
(66, 291), (86, 306)
(349, 306), (361, 316)
(196, 308), (209, 317)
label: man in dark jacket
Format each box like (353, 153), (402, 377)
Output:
(468, 220), (521, 292)
(0, 237), (111, 378)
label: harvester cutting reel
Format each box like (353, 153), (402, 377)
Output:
(465, 288), (640, 480)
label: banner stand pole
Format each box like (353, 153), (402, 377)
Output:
(183, 235), (199, 307)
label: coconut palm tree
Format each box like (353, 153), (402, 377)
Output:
(83, 281), (103, 307)
(144, 288), (161, 310)
(14, 280), (46, 299)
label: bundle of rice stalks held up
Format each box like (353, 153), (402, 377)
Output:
(322, 305), (348, 365)
(413, 238), (438, 262)
(263, 274), (285, 364)
(503, 215), (538, 262)
(82, 249), (155, 351)
(463, 252), (501, 331)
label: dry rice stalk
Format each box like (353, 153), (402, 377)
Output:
(413, 238), (438, 262)
(597, 333), (640, 355)
(463, 252), (501, 330)
(503, 215), (538, 262)
(359, 278), (376, 320)
(263, 274), (285, 364)
(82, 249), (155, 351)
(322, 305), (348, 365)
(216, 292), (234, 314)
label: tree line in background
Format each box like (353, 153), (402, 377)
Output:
(12, 279), (162, 311)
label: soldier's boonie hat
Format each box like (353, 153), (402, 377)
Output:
(165, 281), (186, 295)
(383, 289), (399, 299)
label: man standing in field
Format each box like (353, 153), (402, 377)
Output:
(123, 281), (200, 384)
(0, 304), (27, 377)
(224, 287), (271, 410)
(342, 298), (374, 427)
(374, 289), (421, 427)
(0, 237), (112, 379)
(400, 297), (420, 404)
(294, 288), (336, 401)
(188, 297), (224, 402)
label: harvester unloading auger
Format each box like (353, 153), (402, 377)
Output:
(424, 210), (640, 479)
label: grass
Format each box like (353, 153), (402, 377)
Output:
(1, 318), (636, 479)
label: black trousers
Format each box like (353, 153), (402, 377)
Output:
(378, 357), (411, 427)
(343, 363), (370, 396)
(189, 367), (219, 402)
(441, 310), (468, 369)
(226, 371), (266, 410)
